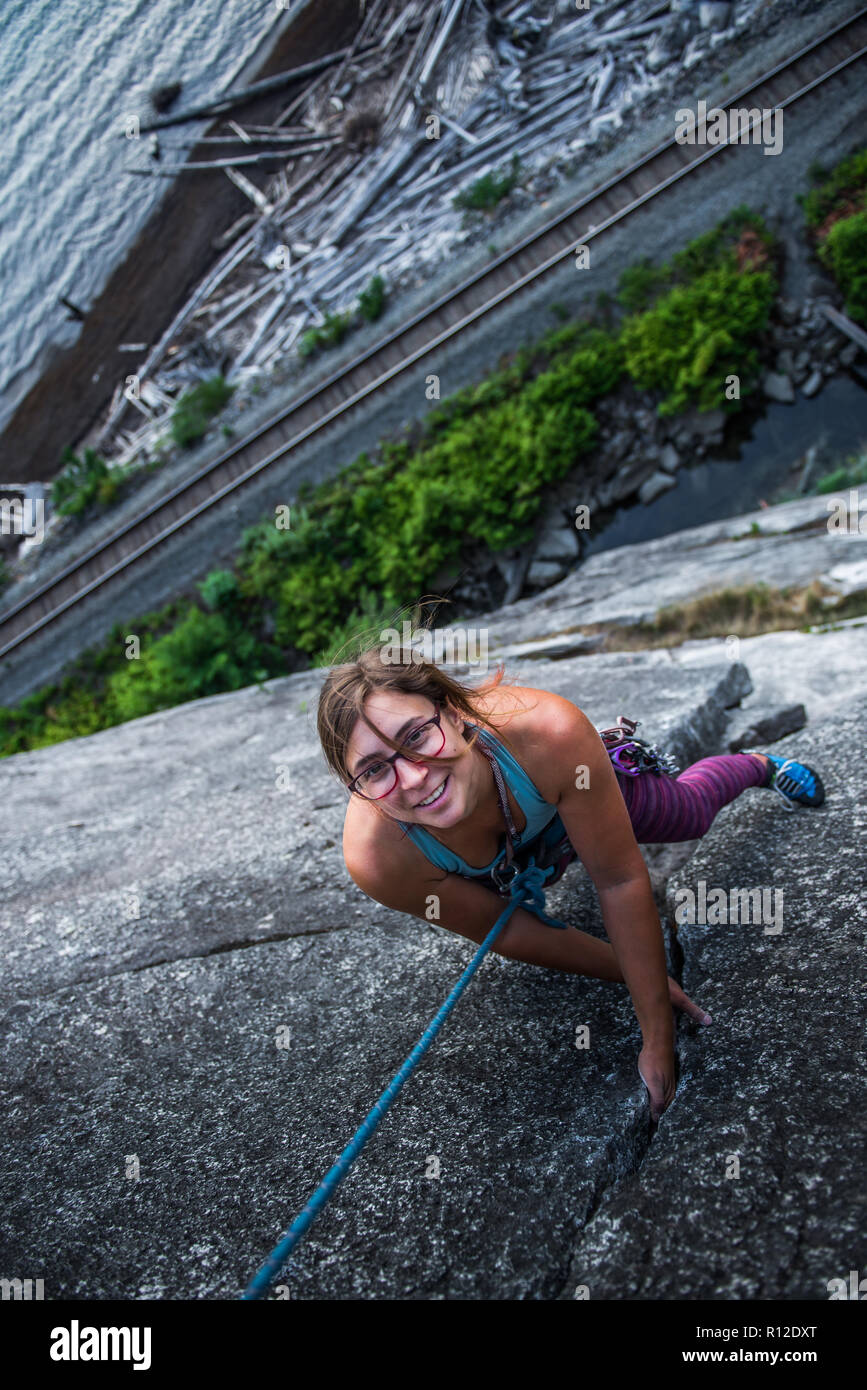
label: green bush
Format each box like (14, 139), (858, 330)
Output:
(801, 147), (867, 228)
(197, 567), (242, 613)
(298, 309), (353, 359)
(358, 273), (386, 322)
(51, 446), (111, 517)
(616, 258), (670, 313)
(170, 375), (235, 448)
(454, 153), (521, 211)
(620, 255), (776, 415)
(818, 209), (867, 324)
(615, 208), (773, 318)
(103, 605), (277, 723)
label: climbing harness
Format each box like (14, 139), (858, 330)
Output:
(598, 715), (680, 778)
(240, 861), (567, 1300)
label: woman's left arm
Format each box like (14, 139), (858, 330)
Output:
(535, 698), (679, 1116)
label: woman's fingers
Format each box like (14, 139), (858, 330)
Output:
(667, 976), (712, 1026)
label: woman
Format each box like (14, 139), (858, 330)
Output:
(316, 644), (825, 1121)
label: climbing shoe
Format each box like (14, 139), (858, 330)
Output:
(743, 749), (826, 809)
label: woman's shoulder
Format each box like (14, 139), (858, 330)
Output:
(479, 683), (599, 804)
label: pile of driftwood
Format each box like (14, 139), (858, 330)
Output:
(96, 0), (753, 465)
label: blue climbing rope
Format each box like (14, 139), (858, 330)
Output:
(241, 861), (567, 1299)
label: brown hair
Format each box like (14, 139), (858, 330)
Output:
(316, 643), (531, 818)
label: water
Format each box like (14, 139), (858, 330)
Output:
(579, 371), (867, 559)
(0, 0), (286, 437)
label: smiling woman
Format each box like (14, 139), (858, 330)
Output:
(316, 643), (825, 1120)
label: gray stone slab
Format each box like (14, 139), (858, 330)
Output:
(726, 701), (807, 752)
(473, 496), (856, 643)
(0, 640), (755, 1298)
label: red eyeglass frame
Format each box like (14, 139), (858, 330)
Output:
(347, 701), (447, 799)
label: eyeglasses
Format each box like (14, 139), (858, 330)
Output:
(347, 702), (447, 799)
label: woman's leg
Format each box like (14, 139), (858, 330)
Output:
(616, 751), (769, 843)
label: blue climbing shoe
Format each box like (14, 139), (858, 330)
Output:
(744, 749), (826, 810)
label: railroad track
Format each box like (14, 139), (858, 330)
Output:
(2, 6), (866, 663)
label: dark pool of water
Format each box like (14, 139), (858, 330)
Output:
(579, 368), (867, 560)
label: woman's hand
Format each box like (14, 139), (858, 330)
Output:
(638, 1042), (677, 1122)
(637, 979), (712, 1121)
(667, 975), (713, 1027)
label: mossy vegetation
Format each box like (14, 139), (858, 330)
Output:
(298, 308), (354, 359)
(818, 211), (867, 324)
(800, 147), (867, 230)
(615, 208), (777, 414)
(358, 273), (386, 322)
(590, 579), (867, 651)
(51, 446), (117, 517)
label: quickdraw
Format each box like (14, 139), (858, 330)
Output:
(598, 715), (680, 778)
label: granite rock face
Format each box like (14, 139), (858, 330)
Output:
(1, 499), (865, 1300)
(562, 702), (867, 1300)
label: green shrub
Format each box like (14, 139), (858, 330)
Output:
(298, 309), (353, 359)
(620, 256), (776, 415)
(197, 568), (242, 613)
(170, 375), (235, 448)
(616, 258), (669, 313)
(51, 446), (111, 517)
(615, 207), (773, 316)
(801, 147), (867, 228)
(454, 153), (521, 211)
(103, 605), (276, 723)
(818, 209), (867, 324)
(358, 273), (386, 321)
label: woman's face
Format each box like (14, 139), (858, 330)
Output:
(344, 690), (474, 826)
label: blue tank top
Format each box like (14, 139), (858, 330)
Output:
(397, 723), (569, 880)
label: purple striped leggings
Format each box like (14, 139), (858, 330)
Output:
(614, 752), (768, 842)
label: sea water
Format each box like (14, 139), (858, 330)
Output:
(0, 0), (285, 437)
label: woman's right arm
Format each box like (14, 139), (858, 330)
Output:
(344, 835), (625, 981)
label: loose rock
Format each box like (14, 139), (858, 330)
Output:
(763, 371), (795, 404)
(638, 470), (677, 505)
